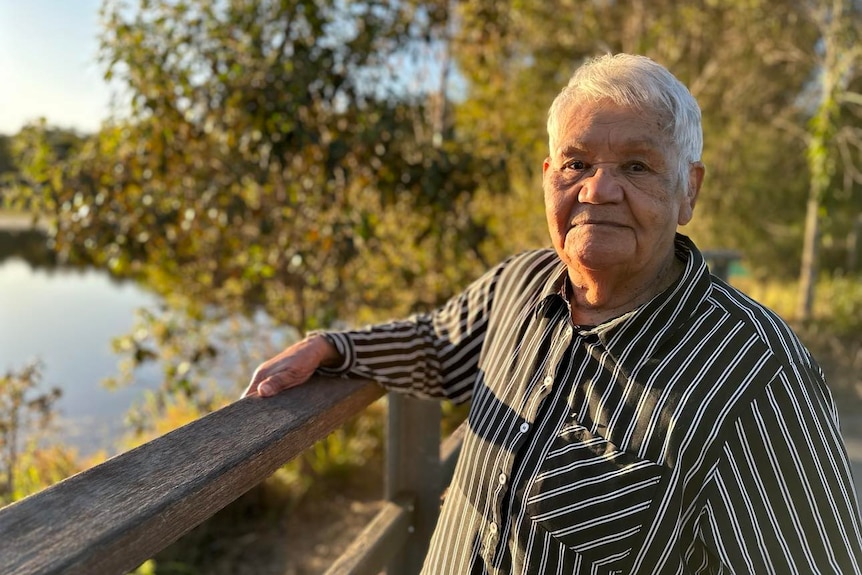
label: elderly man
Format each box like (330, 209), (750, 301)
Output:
(245, 54), (862, 573)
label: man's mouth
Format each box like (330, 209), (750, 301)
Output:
(572, 220), (625, 228)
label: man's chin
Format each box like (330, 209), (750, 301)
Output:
(563, 239), (634, 272)
(571, 255), (629, 272)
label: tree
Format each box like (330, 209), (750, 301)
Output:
(6, 0), (502, 412)
(2, 121), (87, 213)
(0, 361), (64, 504)
(17, 0), (495, 321)
(796, 0), (862, 321)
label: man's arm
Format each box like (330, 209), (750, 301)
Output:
(244, 254), (516, 402)
(242, 334), (342, 398)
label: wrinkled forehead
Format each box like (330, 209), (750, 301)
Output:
(557, 91), (676, 133)
(551, 99), (675, 158)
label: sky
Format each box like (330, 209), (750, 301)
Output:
(0, 0), (111, 135)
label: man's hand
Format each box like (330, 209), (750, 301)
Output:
(243, 335), (341, 398)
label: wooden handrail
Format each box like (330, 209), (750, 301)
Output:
(0, 377), (384, 575)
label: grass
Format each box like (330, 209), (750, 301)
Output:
(731, 274), (862, 405)
(731, 273), (862, 328)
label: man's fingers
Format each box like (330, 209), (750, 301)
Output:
(241, 380), (261, 398)
(241, 377), (280, 398)
(257, 373), (307, 397)
(242, 368), (271, 398)
(242, 373), (285, 398)
(258, 377), (278, 397)
(248, 362), (312, 397)
(244, 335), (338, 400)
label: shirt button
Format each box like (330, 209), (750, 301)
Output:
(498, 473), (507, 484)
(543, 375), (553, 386)
(519, 422), (530, 433)
(489, 522), (498, 534)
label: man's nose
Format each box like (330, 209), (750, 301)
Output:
(577, 166), (623, 204)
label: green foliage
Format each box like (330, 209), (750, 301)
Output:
(733, 273), (862, 335)
(1, 121), (86, 214)
(105, 304), (236, 413)
(127, 560), (158, 575)
(4, 445), (82, 506)
(20, 0), (498, 331)
(796, 0), (862, 319)
(441, 399), (470, 436)
(302, 400), (385, 480)
(0, 0), (508, 429)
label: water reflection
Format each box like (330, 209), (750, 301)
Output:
(0, 226), (162, 454)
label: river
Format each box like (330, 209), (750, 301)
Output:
(0, 226), (165, 454)
(0, 222), (291, 455)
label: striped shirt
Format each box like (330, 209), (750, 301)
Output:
(321, 234), (862, 574)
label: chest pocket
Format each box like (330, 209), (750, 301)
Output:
(526, 423), (664, 571)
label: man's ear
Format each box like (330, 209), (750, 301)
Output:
(678, 161), (705, 226)
(543, 157), (551, 176)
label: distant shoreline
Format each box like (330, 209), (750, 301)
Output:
(0, 211), (49, 233)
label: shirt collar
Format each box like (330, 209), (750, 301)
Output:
(536, 234), (712, 371)
(535, 256), (569, 317)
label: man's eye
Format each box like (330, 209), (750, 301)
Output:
(564, 160), (587, 171)
(626, 162), (648, 173)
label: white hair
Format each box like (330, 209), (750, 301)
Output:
(547, 53), (703, 190)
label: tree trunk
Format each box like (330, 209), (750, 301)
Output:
(796, 191), (821, 322)
(847, 214), (862, 273)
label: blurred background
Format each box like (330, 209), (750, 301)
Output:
(1, 0), (861, 573)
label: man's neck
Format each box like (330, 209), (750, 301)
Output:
(566, 255), (684, 326)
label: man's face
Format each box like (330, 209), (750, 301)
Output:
(543, 101), (702, 278)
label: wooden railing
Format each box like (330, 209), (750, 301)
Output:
(0, 377), (463, 575)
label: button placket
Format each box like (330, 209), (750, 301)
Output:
(521, 372), (554, 433)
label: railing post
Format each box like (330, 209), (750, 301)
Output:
(385, 393), (442, 575)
